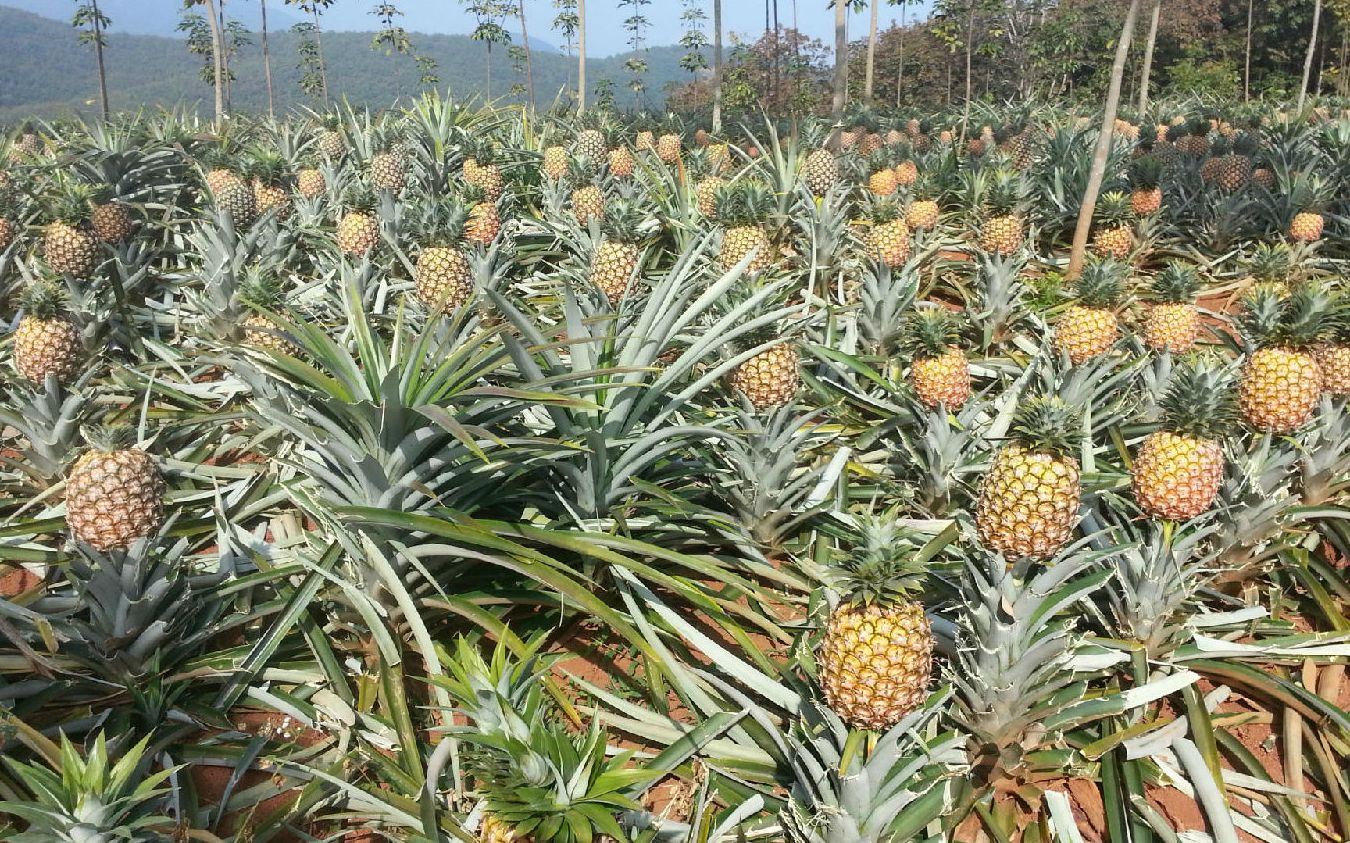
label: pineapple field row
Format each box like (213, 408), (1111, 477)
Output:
(0, 98), (1348, 842)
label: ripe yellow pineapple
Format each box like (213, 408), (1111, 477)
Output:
(42, 184), (100, 277)
(607, 145), (635, 178)
(572, 185), (604, 226)
(715, 182), (775, 274)
(9, 128), (41, 161)
(694, 175), (723, 217)
(317, 122), (345, 159)
(817, 514), (933, 731)
(464, 184), (500, 245)
(297, 167), (326, 199)
(239, 270), (299, 356)
(1055, 258), (1125, 364)
(635, 129), (656, 152)
(976, 397), (1082, 560)
(336, 186), (380, 257)
(1237, 284), (1326, 433)
(1142, 263), (1203, 353)
(1175, 117), (1211, 157)
(66, 432), (166, 551)
(803, 148), (838, 197)
(893, 158), (918, 187)
(978, 169), (1027, 255)
(1285, 173), (1329, 242)
(730, 344), (799, 409)
(1128, 153), (1164, 216)
(590, 202), (644, 304)
(573, 127), (607, 163)
(864, 199), (910, 268)
(542, 144), (569, 180)
(413, 196), (474, 311)
(14, 280), (82, 384)
(369, 133), (407, 193)
(464, 140), (504, 200)
(1319, 291), (1350, 396)
(900, 307), (970, 409)
(247, 148), (293, 220)
(867, 165), (898, 197)
(1089, 192), (1133, 259)
(656, 132), (682, 163)
(90, 192), (133, 243)
(1133, 361), (1232, 520)
(1289, 211), (1324, 242)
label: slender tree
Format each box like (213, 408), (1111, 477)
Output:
(1244, 0), (1255, 100)
(519, 0), (537, 110)
(1137, 0), (1161, 114)
(1068, 0), (1143, 278)
(73, 1), (112, 120)
(1298, 0), (1324, 111)
(830, 0), (848, 128)
(712, 0), (723, 131)
(465, 1), (513, 101)
(578, 0), (587, 110)
(192, 0), (227, 124)
(260, 0), (275, 117)
(551, 0), (579, 102)
(894, 0), (909, 107)
(286, 1), (333, 105)
(864, 0), (879, 101)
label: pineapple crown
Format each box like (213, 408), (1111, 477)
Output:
(1149, 262), (1201, 304)
(716, 181), (775, 228)
(370, 122), (405, 156)
(416, 195), (469, 247)
(246, 147), (291, 188)
(79, 422), (138, 455)
(461, 181), (490, 206)
(565, 155), (602, 188)
(1325, 290), (1350, 343)
(898, 306), (966, 359)
(1073, 258), (1127, 309)
(1093, 191), (1133, 226)
(1128, 154), (1163, 189)
(830, 513), (926, 608)
(865, 195), (903, 224)
(1006, 396), (1081, 457)
(1164, 123), (1188, 144)
(1208, 136), (1232, 158)
(1245, 241), (1292, 283)
(45, 180), (95, 225)
(20, 277), (71, 320)
(598, 200), (645, 244)
(462, 136), (497, 166)
(1239, 283), (1328, 348)
(1231, 132), (1260, 157)
(983, 169), (1027, 217)
(198, 145), (238, 174)
(339, 182), (377, 214)
(1287, 172), (1331, 212)
(1156, 358), (1235, 440)
(1186, 117), (1211, 137)
(238, 265), (287, 311)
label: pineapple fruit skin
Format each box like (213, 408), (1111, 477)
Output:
(370, 151), (407, 193)
(243, 314), (300, 357)
(15, 316), (81, 384)
(867, 219), (911, 268)
(467, 202), (501, 244)
(911, 349), (970, 409)
(980, 215), (1024, 255)
(607, 146), (635, 178)
(976, 445), (1081, 560)
(1055, 307), (1119, 364)
(0, 217), (14, 251)
(572, 186), (604, 226)
(91, 202), (133, 243)
(574, 129), (606, 162)
(818, 602), (933, 731)
(656, 133), (682, 163)
(1317, 344), (1350, 396)
(215, 181), (258, 228)
(297, 169), (326, 198)
(1091, 226), (1132, 259)
(1239, 347), (1322, 433)
(730, 345), (799, 409)
(1143, 304), (1200, 353)
(868, 169), (898, 196)
(719, 225), (772, 273)
(253, 182), (291, 220)
(1289, 211), (1324, 242)
(415, 246), (473, 311)
(591, 240), (639, 303)
(542, 145), (568, 180)
(803, 149), (838, 196)
(43, 223), (99, 277)
(893, 160), (918, 186)
(695, 177), (722, 217)
(906, 200), (940, 230)
(67, 449), (166, 551)
(1132, 432), (1223, 520)
(317, 129), (345, 159)
(337, 212), (380, 256)
(1131, 187), (1162, 216)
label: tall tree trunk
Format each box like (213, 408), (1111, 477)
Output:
(577, 0), (587, 111)
(712, 0), (723, 130)
(90, 0), (110, 120)
(1298, 0), (1323, 111)
(219, 0), (232, 112)
(1067, 0), (1143, 279)
(959, 0), (975, 146)
(895, 0), (907, 107)
(829, 0), (848, 131)
(201, 0), (226, 125)
(519, 0), (536, 110)
(486, 42), (493, 99)
(1136, 0), (1161, 114)
(312, 8), (329, 105)
(1244, 0), (1254, 100)
(865, 0), (879, 101)
(260, 0), (274, 118)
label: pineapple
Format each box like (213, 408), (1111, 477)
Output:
(66, 429), (166, 550)
(635, 128), (656, 152)
(996, 122), (1035, 169)
(1055, 258), (1125, 364)
(715, 181), (775, 274)
(731, 343), (799, 409)
(976, 396), (1082, 560)
(1133, 360), (1233, 520)
(694, 127), (709, 147)
(899, 307), (970, 409)
(707, 141), (732, 173)
(904, 171), (941, 230)
(1286, 173), (1329, 242)
(863, 198), (911, 268)
(1237, 284), (1326, 433)
(8, 126), (41, 161)
(979, 169), (1027, 255)
(568, 159), (605, 227)
(694, 173), (723, 217)
(541, 144), (569, 180)
(1142, 262), (1203, 353)
(248, 148), (293, 220)
(1212, 133), (1255, 191)
(42, 183), (100, 277)
(89, 185), (133, 243)
(464, 139), (504, 200)
(1089, 191), (1133, 259)
(803, 147), (839, 196)
(656, 131), (682, 163)
(14, 279), (82, 384)
(317, 118), (346, 159)
(1128, 154), (1164, 216)
(336, 185), (380, 256)
(607, 143), (635, 178)
(573, 127), (607, 162)
(464, 183), (501, 245)
(296, 163), (326, 199)
(1319, 290), (1350, 396)
(893, 156), (918, 188)
(1176, 117), (1211, 157)
(817, 513), (933, 730)
(590, 202), (644, 304)
(240, 269), (299, 356)
(413, 196), (474, 311)
(204, 153), (258, 228)
(865, 151), (898, 196)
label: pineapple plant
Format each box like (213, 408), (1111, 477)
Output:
(1245, 241), (1293, 286)
(803, 147), (839, 196)
(1128, 153), (1164, 216)
(413, 196), (474, 311)
(863, 198), (911, 268)
(0, 195), (14, 252)
(1142, 262), (1203, 353)
(716, 181), (775, 274)
(541, 143), (569, 180)
(1286, 173), (1330, 242)
(464, 139), (504, 200)
(336, 185), (380, 256)
(14, 279), (82, 385)
(900, 307), (971, 409)
(464, 183), (501, 245)
(316, 117), (345, 158)
(976, 396), (1082, 560)
(66, 427), (166, 550)
(42, 183), (100, 277)
(239, 269), (299, 356)
(1089, 191), (1133, 259)
(978, 169), (1027, 255)
(8, 125), (41, 161)
(1237, 283), (1326, 433)
(865, 150), (899, 196)
(369, 129), (407, 193)
(202, 147), (244, 195)
(573, 125), (607, 163)
(590, 201), (644, 304)
(248, 147), (293, 220)
(89, 186), (133, 244)
(1319, 290), (1350, 396)
(1054, 258), (1126, 364)
(1133, 360), (1233, 520)
(817, 512), (934, 730)
(568, 159), (605, 227)
(296, 161), (327, 198)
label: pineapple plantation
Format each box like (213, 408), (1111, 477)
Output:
(0, 98), (1348, 843)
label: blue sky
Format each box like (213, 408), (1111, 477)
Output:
(3, 0), (933, 58)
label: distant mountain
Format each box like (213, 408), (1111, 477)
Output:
(0, 6), (697, 123)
